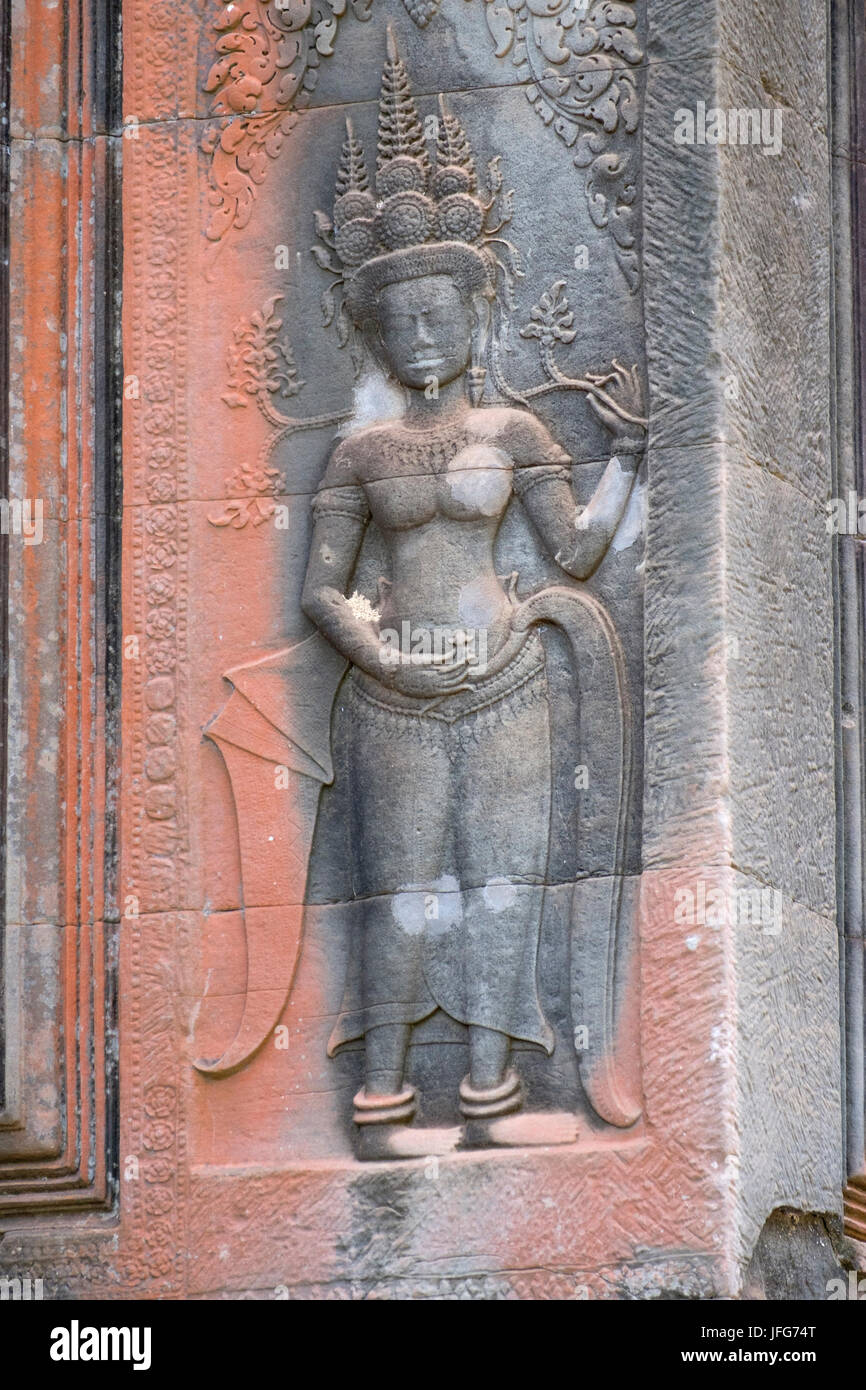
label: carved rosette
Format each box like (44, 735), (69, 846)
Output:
(135, 128), (188, 918)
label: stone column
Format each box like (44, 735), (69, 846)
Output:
(643, 0), (842, 1284)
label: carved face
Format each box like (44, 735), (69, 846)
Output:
(375, 275), (473, 391)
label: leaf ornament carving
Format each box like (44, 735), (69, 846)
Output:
(477, 0), (643, 290)
(221, 294), (305, 416)
(210, 295), (350, 533)
(203, 0), (373, 245)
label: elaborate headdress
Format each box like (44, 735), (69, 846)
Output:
(313, 29), (520, 344)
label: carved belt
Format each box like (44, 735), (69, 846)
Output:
(347, 627), (546, 724)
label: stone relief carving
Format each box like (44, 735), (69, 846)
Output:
(208, 295), (349, 529)
(125, 0), (202, 1287)
(401, 0), (441, 26)
(202, 0), (374, 244)
(200, 32), (645, 1160)
(479, 0), (642, 288)
(203, 0), (643, 288)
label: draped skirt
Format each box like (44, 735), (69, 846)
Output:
(327, 632), (555, 1055)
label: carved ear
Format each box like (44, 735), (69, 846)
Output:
(362, 318), (390, 375)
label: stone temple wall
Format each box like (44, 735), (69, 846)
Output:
(0, 0), (864, 1299)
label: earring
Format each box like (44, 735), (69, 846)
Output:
(467, 364), (486, 408)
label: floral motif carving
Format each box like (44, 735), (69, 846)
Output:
(490, 275), (646, 423)
(209, 294), (349, 532)
(202, 0), (373, 243)
(208, 462), (288, 529)
(123, 0), (193, 1289)
(221, 294), (305, 415)
(480, 0), (642, 289)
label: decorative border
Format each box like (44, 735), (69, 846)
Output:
(119, 0), (196, 1293)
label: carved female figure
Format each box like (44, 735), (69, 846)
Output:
(298, 36), (645, 1157)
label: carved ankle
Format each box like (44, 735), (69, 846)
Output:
(353, 1084), (417, 1127)
(458, 1069), (522, 1119)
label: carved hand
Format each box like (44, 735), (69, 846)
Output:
(377, 654), (475, 699)
(585, 360), (646, 446)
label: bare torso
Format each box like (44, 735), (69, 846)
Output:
(356, 411), (525, 655)
(302, 399), (641, 697)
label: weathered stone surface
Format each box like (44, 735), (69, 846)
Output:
(726, 457), (836, 915)
(0, 0), (117, 1223)
(744, 1210), (861, 1300)
(0, 0), (854, 1301)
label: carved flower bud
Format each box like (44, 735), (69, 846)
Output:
(376, 155), (428, 200)
(435, 192), (484, 244)
(376, 191), (434, 250)
(431, 165), (474, 200)
(401, 0), (440, 27)
(334, 190), (376, 228)
(335, 216), (379, 267)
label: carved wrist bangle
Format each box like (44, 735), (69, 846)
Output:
(612, 436), (645, 456)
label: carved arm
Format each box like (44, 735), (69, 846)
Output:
(300, 513), (384, 676)
(520, 441), (643, 581)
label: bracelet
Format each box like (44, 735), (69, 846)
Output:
(612, 435), (645, 456)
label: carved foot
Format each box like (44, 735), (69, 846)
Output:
(355, 1124), (463, 1162)
(461, 1110), (581, 1150)
(353, 1084), (462, 1161)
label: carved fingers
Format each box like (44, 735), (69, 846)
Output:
(585, 359), (647, 438)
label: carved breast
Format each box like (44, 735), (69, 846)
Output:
(366, 441), (514, 531)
